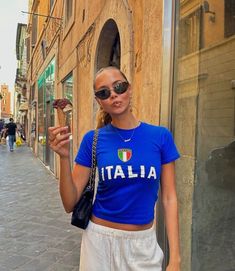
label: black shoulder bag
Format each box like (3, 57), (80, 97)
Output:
(71, 129), (98, 229)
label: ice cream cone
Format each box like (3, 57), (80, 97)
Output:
(63, 104), (72, 113)
(57, 108), (66, 127)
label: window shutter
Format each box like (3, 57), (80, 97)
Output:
(25, 37), (30, 63)
(32, 14), (38, 47)
(224, 0), (235, 38)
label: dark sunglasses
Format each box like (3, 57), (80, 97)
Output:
(94, 81), (129, 100)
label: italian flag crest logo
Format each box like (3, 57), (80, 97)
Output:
(118, 149), (132, 162)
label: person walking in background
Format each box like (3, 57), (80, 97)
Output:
(6, 118), (17, 152)
(0, 119), (4, 134)
(0, 119), (4, 142)
(48, 66), (181, 271)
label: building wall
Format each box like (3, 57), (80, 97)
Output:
(15, 23), (28, 136)
(192, 36), (235, 271)
(26, 0), (62, 161)
(175, 0), (235, 270)
(26, 0), (164, 166)
(0, 84), (11, 118)
(203, 1), (224, 47)
(58, 0), (163, 144)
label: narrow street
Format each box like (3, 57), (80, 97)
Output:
(0, 143), (82, 271)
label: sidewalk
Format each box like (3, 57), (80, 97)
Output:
(0, 143), (82, 271)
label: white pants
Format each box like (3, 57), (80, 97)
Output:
(79, 221), (164, 271)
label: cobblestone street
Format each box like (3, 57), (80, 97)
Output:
(0, 143), (82, 270)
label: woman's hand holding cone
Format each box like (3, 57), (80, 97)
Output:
(48, 126), (71, 158)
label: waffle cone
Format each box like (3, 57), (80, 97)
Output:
(57, 108), (66, 126)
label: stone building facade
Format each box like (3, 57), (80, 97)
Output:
(0, 84), (11, 119)
(15, 23), (28, 135)
(25, 0), (235, 270)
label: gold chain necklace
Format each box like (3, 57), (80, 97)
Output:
(112, 122), (140, 142)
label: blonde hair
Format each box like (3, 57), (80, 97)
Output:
(96, 107), (112, 129)
(94, 66), (129, 129)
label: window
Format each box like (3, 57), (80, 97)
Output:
(62, 73), (73, 102)
(37, 58), (55, 171)
(65, 0), (73, 26)
(62, 73), (73, 166)
(174, 1), (235, 270)
(178, 8), (203, 57)
(224, 0), (235, 38)
(31, 14), (38, 47)
(30, 84), (35, 102)
(50, 0), (55, 11)
(41, 39), (47, 60)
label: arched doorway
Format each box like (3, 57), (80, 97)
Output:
(93, 19), (121, 123)
(95, 19), (121, 72)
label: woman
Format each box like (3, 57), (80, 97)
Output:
(48, 66), (181, 271)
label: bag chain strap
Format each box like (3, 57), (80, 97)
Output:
(88, 129), (98, 190)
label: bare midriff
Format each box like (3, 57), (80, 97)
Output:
(91, 214), (153, 231)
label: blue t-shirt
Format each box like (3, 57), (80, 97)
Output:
(75, 122), (180, 224)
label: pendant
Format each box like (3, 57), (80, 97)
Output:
(124, 139), (131, 142)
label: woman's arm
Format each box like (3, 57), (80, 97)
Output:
(59, 158), (91, 213)
(48, 126), (91, 213)
(161, 162), (181, 271)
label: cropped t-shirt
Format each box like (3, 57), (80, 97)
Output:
(75, 122), (180, 224)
